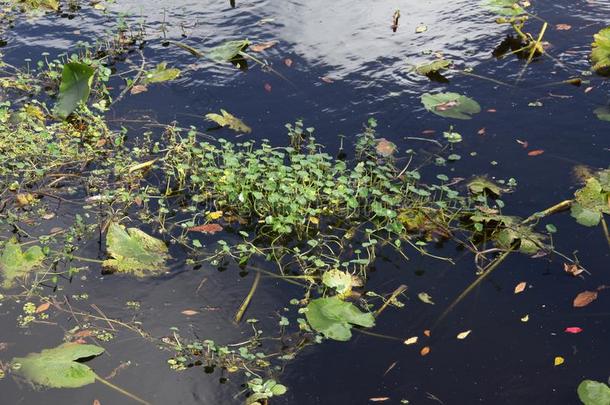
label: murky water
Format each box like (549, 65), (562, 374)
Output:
(1, 0), (609, 404)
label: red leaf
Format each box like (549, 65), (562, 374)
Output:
(573, 290), (598, 307)
(188, 223), (223, 234)
(527, 149), (545, 156)
(564, 327), (583, 334)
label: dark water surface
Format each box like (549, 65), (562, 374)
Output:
(1, 1), (609, 404)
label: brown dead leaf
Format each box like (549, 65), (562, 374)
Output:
(250, 41), (278, 52)
(514, 281), (527, 294)
(563, 263), (584, 277)
(181, 309), (199, 316)
(187, 223), (223, 234)
(527, 149), (545, 156)
(423, 329), (431, 337)
(555, 24), (572, 30)
(375, 138), (396, 157)
(420, 346), (431, 356)
(573, 290), (598, 307)
(434, 100), (459, 112)
(35, 302), (51, 313)
(130, 85), (148, 95)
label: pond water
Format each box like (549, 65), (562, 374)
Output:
(0, 0), (609, 404)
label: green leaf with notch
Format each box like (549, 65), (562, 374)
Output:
(54, 62), (95, 119)
(305, 296), (375, 341)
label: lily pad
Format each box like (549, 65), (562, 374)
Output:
(103, 222), (168, 276)
(577, 380), (610, 405)
(205, 109), (252, 133)
(141, 62), (181, 84)
(421, 92), (481, 120)
(208, 39), (250, 63)
(305, 296), (375, 341)
(415, 59), (452, 76)
(54, 62), (95, 119)
(591, 27), (610, 76)
(0, 239), (45, 289)
(12, 343), (104, 388)
(594, 106), (610, 122)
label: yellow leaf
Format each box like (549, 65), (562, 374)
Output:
(403, 336), (418, 345)
(520, 314), (529, 322)
(206, 211), (224, 220)
(456, 330), (471, 340)
(514, 281), (527, 294)
(554, 356), (564, 366)
(309, 216), (320, 225)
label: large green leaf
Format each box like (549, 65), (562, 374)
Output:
(570, 176), (610, 227)
(54, 62), (95, 119)
(103, 223), (168, 276)
(591, 27), (610, 76)
(577, 380), (610, 405)
(0, 239), (44, 289)
(207, 39), (250, 63)
(142, 62), (181, 84)
(415, 59), (452, 76)
(484, 0), (526, 16)
(12, 343), (104, 388)
(305, 296), (375, 341)
(421, 92), (481, 120)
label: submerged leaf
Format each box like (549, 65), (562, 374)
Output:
(141, 62), (180, 84)
(305, 296), (375, 341)
(573, 290), (598, 307)
(103, 223), (168, 277)
(207, 39), (250, 63)
(205, 109), (252, 133)
(591, 27), (610, 75)
(0, 239), (45, 289)
(577, 380), (610, 405)
(421, 92), (481, 120)
(12, 343), (104, 388)
(54, 62), (95, 119)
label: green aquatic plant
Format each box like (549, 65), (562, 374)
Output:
(421, 92), (481, 120)
(141, 62), (181, 84)
(208, 39), (251, 63)
(0, 239), (45, 289)
(205, 109), (252, 133)
(577, 380), (610, 405)
(415, 59), (452, 76)
(591, 27), (610, 76)
(54, 62), (95, 119)
(305, 296), (375, 341)
(570, 169), (610, 227)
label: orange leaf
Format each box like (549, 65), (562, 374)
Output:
(514, 281), (527, 294)
(187, 223), (223, 234)
(527, 149), (545, 156)
(130, 85), (148, 95)
(35, 302), (51, 313)
(423, 329), (431, 337)
(555, 24), (571, 30)
(375, 138), (396, 157)
(420, 346), (431, 356)
(250, 41), (278, 52)
(573, 290), (598, 307)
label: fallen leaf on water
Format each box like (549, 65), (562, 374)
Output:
(206, 211), (223, 220)
(264, 83), (272, 92)
(420, 346), (430, 356)
(404, 336), (418, 345)
(516, 139), (529, 148)
(555, 24), (572, 30)
(514, 281), (527, 294)
(320, 76), (334, 83)
(187, 223), (223, 234)
(418, 292), (435, 305)
(375, 138), (397, 157)
(456, 330), (471, 340)
(415, 24), (427, 33)
(391, 9), (400, 32)
(554, 356), (565, 366)
(521, 314), (529, 322)
(573, 290), (598, 307)
(181, 310), (199, 316)
(564, 326), (583, 334)
(423, 329), (431, 337)
(584, 86), (593, 93)
(284, 58), (293, 67)
(477, 127), (486, 136)
(487, 109), (497, 113)
(130, 85), (148, 95)
(369, 398), (390, 402)
(35, 302), (50, 313)
(73, 330), (95, 338)
(250, 41), (278, 52)
(527, 149), (545, 156)
(563, 263), (584, 277)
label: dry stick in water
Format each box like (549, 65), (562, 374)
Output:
(234, 271), (261, 323)
(375, 284), (407, 317)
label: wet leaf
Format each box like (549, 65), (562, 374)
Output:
(577, 380), (610, 405)
(521, 314), (529, 322)
(250, 41), (278, 52)
(421, 92), (481, 120)
(420, 346), (430, 356)
(141, 62), (180, 84)
(11, 343), (104, 388)
(188, 223), (223, 234)
(205, 109), (252, 133)
(527, 149), (545, 156)
(181, 310), (199, 316)
(102, 222), (168, 277)
(54, 62), (95, 119)
(456, 330), (471, 340)
(322, 269), (353, 295)
(264, 83), (272, 92)
(370, 397), (390, 402)
(591, 27), (610, 75)
(418, 292), (435, 305)
(130, 84), (148, 95)
(207, 39), (250, 63)
(468, 177), (503, 196)
(206, 211), (224, 220)
(415, 59), (452, 76)
(594, 106), (610, 122)
(573, 290), (598, 307)
(284, 58), (293, 67)
(555, 24), (572, 31)
(554, 356), (564, 366)
(514, 281), (527, 294)
(0, 239), (45, 289)
(403, 336), (418, 345)
(564, 327), (583, 334)
(35, 302), (50, 313)
(564, 263), (584, 277)
(415, 24), (427, 33)
(485, 0), (526, 16)
(305, 296), (375, 341)
(375, 138), (396, 157)
(570, 175), (610, 227)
